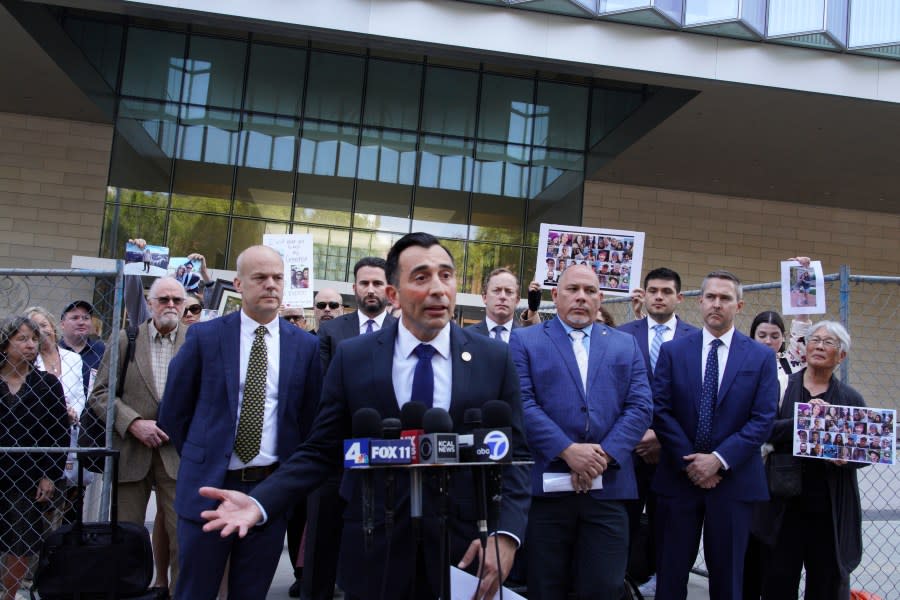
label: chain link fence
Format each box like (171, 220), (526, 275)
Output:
(0, 266), (123, 597)
(594, 269), (900, 598)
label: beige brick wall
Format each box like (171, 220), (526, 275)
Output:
(0, 112), (112, 268)
(584, 181), (900, 288)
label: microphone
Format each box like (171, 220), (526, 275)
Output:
(464, 408), (490, 547)
(400, 401), (428, 464)
(481, 401), (513, 526)
(418, 407), (459, 464)
(382, 417), (401, 536)
(350, 408), (382, 552)
(344, 410), (413, 466)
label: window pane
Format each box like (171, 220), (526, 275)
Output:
(298, 121), (359, 178)
(63, 17), (123, 91)
(305, 52), (365, 123)
(171, 107), (240, 212)
(293, 225), (351, 282)
(479, 74), (535, 145)
(685, 0), (740, 24)
(100, 201), (167, 258)
(413, 188), (470, 239)
(109, 100), (178, 199)
(422, 66), (478, 137)
(354, 180), (412, 233)
(419, 135), (474, 192)
(227, 219), (289, 269)
(470, 194), (525, 245)
(364, 59), (422, 130)
(121, 28), (185, 102)
(535, 81), (588, 150)
(234, 114), (297, 219)
(167, 211), (229, 268)
(350, 230), (403, 271)
(589, 87), (643, 147)
(474, 142), (531, 198)
(849, 0), (900, 47)
(181, 36), (246, 109)
(768, 0), (825, 36)
(245, 43), (306, 116)
(464, 243), (523, 295)
(358, 129), (416, 185)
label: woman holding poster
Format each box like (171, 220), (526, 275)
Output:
(754, 321), (867, 600)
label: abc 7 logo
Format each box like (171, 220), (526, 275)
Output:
(483, 430), (509, 461)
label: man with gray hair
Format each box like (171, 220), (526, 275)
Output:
(89, 276), (188, 595)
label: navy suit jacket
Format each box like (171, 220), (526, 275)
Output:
(651, 328), (778, 501)
(251, 320), (531, 598)
(317, 311), (397, 372)
(617, 316), (698, 378)
(158, 311), (322, 520)
(510, 318), (653, 500)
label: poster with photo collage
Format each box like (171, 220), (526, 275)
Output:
(536, 223), (645, 296)
(793, 403), (896, 465)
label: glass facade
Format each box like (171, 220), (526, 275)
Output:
(78, 18), (646, 294)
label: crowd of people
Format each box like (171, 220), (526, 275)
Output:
(0, 238), (872, 600)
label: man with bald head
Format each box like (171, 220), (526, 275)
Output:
(159, 245), (322, 599)
(509, 264), (652, 599)
(312, 287), (343, 333)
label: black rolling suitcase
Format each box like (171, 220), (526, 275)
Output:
(32, 449), (154, 599)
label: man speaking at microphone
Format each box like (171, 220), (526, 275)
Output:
(198, 232), (531, 600)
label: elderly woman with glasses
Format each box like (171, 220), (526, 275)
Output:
(753, 321), (867, 600)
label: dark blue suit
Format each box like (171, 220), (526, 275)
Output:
(651, 328), (777, 600)
(251, 321), (531, 599)
(158, 312), (322, 600)
(302, 311), (396, 600)
(510, 318), (652, 599)
(617, 317), (697, 580)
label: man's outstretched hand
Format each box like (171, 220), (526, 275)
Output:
(199, 486), (263, 538)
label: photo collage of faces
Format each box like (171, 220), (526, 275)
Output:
(543, 230), (634, 292)
(793, 404), (896, 465)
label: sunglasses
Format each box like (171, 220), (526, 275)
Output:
(184, 304), (203, 315)
(154, 296), (184, 306)
(284, 315), (304, 323)
(316, 301), (341, 310)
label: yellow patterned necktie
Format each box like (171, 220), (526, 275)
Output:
(234, 325), (267, 463)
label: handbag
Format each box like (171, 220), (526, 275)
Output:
(766, 452), (802, 498)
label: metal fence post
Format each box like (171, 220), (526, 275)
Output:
(840, 264), (850, 384)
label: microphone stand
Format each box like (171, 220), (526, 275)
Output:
(437, 468), (452, 600)
(409, 468), (424, 599)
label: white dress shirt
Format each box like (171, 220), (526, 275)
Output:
(484, 316), (513, 343)
(647, 314), (678, 348)
(701, 326), (735, 469)
(230, 310), (281, 469)
(392, 319), (452, 411)
(357, 310), (388, 335)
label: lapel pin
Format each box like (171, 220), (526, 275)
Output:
(602, 329), (607, 335)
(461, 351), (472, 362)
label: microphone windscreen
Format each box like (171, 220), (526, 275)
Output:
(464, 408), (482, 428)
(422, 407), (454, 434)
(481, 400), (512, 428)
(352, 407), (383, 438)
(382, 418), (402, 440)
(400, 401), (428, 430)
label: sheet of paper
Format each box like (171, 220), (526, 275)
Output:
(450, 566), (527, 600)
(542, 472), (603, 493)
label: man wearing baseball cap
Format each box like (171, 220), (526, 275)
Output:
(59, 300), (106, 396)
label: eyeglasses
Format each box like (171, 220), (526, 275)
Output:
(284, 315), (304, 323)
(184, 304), (202, 315)
(153, 296), (185, 306)
(316, 301), (341, 310)
(807, 336), (839, 349)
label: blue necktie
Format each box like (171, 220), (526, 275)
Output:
(491, 325), (505, 342)
(696, 339), (723, 453)
(364, 319), (375, 334)
(411, 344), (436, 408)
(650, 324), (667, 373)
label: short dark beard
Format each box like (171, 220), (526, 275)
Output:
(359, 296), (386, 317)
